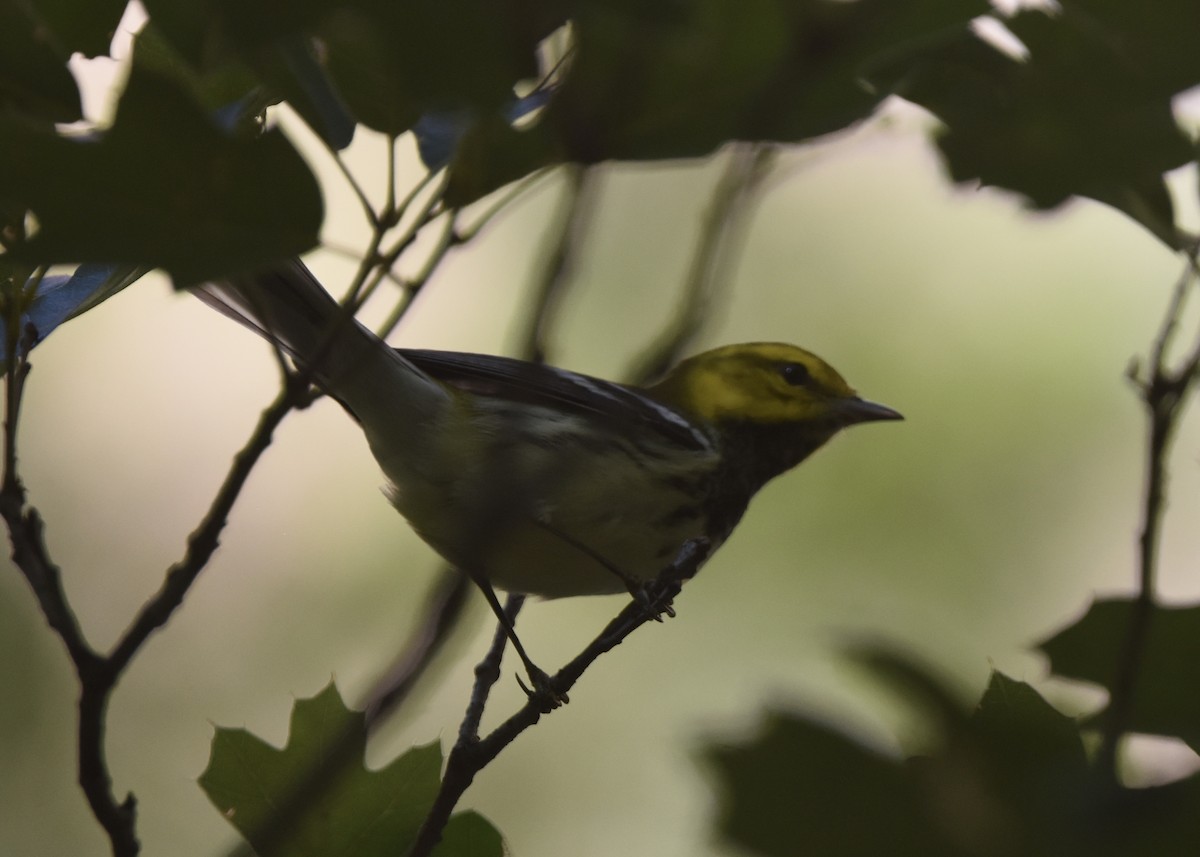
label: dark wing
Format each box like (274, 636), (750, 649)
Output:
(399, 348), (711, 452)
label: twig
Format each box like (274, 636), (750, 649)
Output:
(363, 569), (474, 725)
(454, 168), (554, 244)
(217, 569), (477, 857)
(365, 172), (452, 303)
(459, 594), (525, 746)
(5, 350), (307, 856)
(332, 146), (382, 230)
(375, 210), (462, 341)
(108, 380), (305, 672)
(407, 539), (710, 857)
(517, 165), (600, 363)
(2, 283), (145, 855)
(1096, 253), (1200, 781)
(628, 143), (778, 384)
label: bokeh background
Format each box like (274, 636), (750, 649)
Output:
(3, 29), (1200, 857)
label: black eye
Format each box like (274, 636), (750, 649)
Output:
(780, 362), (810, 386)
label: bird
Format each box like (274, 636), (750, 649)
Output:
(197, 259), (901, 689)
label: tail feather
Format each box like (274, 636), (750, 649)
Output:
(197, 259), (450, 439)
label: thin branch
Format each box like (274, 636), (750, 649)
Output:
(628, 143), (778, 384)
(6, 332), (309, 856)
(337, 163), (446, 314)
(408, 539), (710, 857)
(331, 146), (382, 230)
(217, 569), (477, 857)
(384, 135), (399, 224)
(375, 210), (462, 341)
(1096, 252), (1200, 781)
(454, 168), (554, 244)
(366, 172), (452, 301)
(107, 380), (305, 674)
(363, 569), (474, 725)
(458, 594), (524, 746)
(318, 241), (409, 291)
(516, 165), (599, 364)
(390, 166), (445, 233)
(376, 165), (558, 336)
(2, 318), (134, 853)
(1, 484), (99, 672)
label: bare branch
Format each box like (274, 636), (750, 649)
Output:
(364, 569), (474, 724)
(107, 381), (304, 674)
(408, 539), (710, 857)
(1097, 250), (1200, 781)
(628, 143), (777, 384)
(2, 317), (135, 853)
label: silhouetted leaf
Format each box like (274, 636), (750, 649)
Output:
(707, 710), (953, 857)
(29, 0), (127, 58)
(0, 2), (82, 121)
(705, 659), (1200, 857)
(200, 682), (502, 857)
(0, 62), (322, 285)
(1039, 599), (1200, 753)
(316, 0), (558, 137)
(878, 5), (1193, 247)
(445, 0), (986, 203)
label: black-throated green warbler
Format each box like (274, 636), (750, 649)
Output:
(200, 261), (901, 682)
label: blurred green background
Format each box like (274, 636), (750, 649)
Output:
(3, 81), (1200, 855)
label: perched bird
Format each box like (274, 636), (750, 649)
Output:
(198, 260), (901, 685)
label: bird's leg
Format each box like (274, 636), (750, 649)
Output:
(468, 571), (567, 710)
(535, 520), (670, 617)
(635, 537), (712, 621)
(593, 538), (714, 649)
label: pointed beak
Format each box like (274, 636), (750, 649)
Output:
(835, 397), (904, 425)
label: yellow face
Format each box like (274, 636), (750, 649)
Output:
(649, 343), (863, 426)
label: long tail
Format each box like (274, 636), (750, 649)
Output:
(196, 259), (450, 442)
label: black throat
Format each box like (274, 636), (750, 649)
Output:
(700, 420), (839, 542)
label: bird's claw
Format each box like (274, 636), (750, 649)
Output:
(516, 666), (568, 710)
(631, 581), (677, 621)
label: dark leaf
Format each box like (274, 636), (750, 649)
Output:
(130, 22), (267, 130)
(317, 8), (422, 136)
(28, 0), (127, 58)
(705, 710), (955, 857)
(448, 0), (985, 201)
(317, 0), (556, 136)
(1039, 599), (1200, 753)
(545, 0), (987, 162)
(200, 682), (503, 857)
(134, 14), (353, 148)
(443, 111), (561, 207)
(704, 660), (1200, 857)
(972, 672), (1089, 777)
(433, 810), (505, 857)
(246, 35), (356, 149)
(0, 2), (83, 121)
(878, 6), (1193, 247)
(0, 63), (323, 285)
(416, 89), (553, 172)
(1056, 0), (1200, 96)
